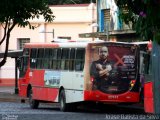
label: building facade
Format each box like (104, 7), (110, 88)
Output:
(0, 3), (97, 86)
(79, 0), (139, 42)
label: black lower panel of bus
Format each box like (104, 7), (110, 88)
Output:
(99, 85), (129, 94)
(94, 77), (131, 94)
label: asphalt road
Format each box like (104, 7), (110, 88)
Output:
(0, 102), (159, 120)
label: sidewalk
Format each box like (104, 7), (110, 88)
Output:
(0, 86), (21, 102)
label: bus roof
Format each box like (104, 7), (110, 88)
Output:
(130, 41), (148, 45)
(24, 41), (148, 49)
(24, 42), (89, 48)
(24, 40), (105, 48)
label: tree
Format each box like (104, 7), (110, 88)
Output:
(0, 0), (55, 67)
(116, 0), (160, 43)
(116, 0), (160, 114)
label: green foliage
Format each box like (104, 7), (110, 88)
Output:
(0, 0), (55, 29)
(154, 33), (160, 45)
(48, 0), (96, 5)
(116, 0), (160, 43)
(0, 0), (55, 67)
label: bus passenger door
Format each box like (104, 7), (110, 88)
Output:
(18, 49), (30, 97)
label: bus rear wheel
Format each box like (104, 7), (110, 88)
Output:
(59, 90), (70, 112)
(29, 89), (39, 109)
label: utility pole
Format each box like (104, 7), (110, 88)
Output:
(15, 57), (19, 94)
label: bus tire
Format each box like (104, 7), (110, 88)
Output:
(29, 88), (39, 109)
(59, 90), (69, 112)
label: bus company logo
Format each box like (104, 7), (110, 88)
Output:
(2, 114), (18, 120)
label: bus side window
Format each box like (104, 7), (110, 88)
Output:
(75, 48), (85, 71)
(22, 48), (29, 74)
(23, 48), (29, 56)
(36, 48), (44, 69)
(61, 48), (69, 70)
(51, 49), (58, 70)
(48, 49), (53, 69)
(56, 49), (62, 70)
(69, 48), (75, 71)
(19, 55), (29, 77)
(30, 48), (37, 69)
(44, 48), (51, 69)
(143, 52), (152, 83)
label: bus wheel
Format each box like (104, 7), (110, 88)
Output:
(59, 90), (69, 112)
(29, 89), (39, 109)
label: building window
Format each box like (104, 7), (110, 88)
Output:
(18, 38), (30, 50)
(104, 9), (110, 31)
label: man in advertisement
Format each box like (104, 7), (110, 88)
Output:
(90, 46), (114, 92)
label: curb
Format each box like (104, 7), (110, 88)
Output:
(0, 92), (21, 102)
